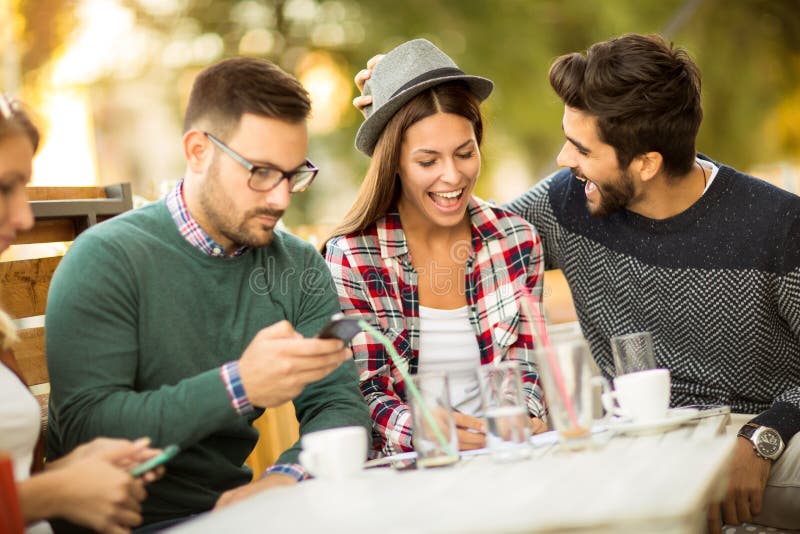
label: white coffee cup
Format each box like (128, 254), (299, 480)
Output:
(298, 426), (367, 480)
(602, 368), (671, 422)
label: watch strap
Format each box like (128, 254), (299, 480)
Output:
(737, 422), (759, 440)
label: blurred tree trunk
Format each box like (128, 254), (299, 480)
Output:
(16, 0), (76, 87)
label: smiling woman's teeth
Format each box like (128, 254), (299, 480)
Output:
(429, 188), (463, 208)
(432, 189), (463, 199)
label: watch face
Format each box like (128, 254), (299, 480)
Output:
(756, 428), (782, 458)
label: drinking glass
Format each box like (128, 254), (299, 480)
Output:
(478, 361), (531, 462)
(535, 341), (607, 448)
(409, 372), (459, 468)
(610, 331), (656, 376)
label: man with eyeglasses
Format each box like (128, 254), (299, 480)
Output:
(45, 57), (370, 531)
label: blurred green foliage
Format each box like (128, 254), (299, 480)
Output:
(18, 0), (800, 224)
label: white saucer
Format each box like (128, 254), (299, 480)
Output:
(607, 407), (700, 435)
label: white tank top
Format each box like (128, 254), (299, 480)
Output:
(0, 363), (60, 533)
(0, 362), (40, 482)
(417, 305), (483, 416)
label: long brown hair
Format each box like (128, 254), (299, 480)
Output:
(323, 81), (483, 250)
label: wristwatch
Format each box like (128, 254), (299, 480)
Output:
(737, 422), (785, 461)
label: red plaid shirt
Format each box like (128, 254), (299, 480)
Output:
(325, 197), (545, 456)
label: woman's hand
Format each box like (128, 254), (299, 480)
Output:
(453, 412), (486, 450)
(530, 417), (548, 434)
(57, 457), (147, 534)
(20, 456), (147, 533)
(49, 437), (164, 483)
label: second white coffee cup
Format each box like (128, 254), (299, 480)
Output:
(603, 368), (671, 422)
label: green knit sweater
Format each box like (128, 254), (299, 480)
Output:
(45, 199), (369, 523)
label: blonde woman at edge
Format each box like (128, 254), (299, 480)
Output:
(0, 95), (161, 534)
(323, 40), (547, 458)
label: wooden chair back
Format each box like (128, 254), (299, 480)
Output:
(17, 183), (132, 244)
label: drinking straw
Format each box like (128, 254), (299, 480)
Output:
(517, 288), (580, 428)
(357, 320), (454, 456)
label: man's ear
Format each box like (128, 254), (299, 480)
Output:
(633, 152), (664, 183)
(184, 130), (212, 173)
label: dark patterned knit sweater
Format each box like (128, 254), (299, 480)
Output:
(505, 157), (800, 443)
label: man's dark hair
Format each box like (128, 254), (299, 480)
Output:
(183, 57), (311, 138)
(549, 33), (702, 179)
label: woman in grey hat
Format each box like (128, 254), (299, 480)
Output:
(323, 39), (547, 458)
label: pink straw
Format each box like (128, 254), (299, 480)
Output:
(518, 286), (580, 428)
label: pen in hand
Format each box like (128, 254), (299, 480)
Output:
(451, 409), (487, 450)
(453, 409), (485, 434)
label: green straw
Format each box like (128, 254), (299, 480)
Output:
(358, 320), (454, 456)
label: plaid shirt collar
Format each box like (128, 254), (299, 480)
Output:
(377, 197), (505, 259)
(166, 178), (248, 258)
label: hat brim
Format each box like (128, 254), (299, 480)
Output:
(355, 75), (494, 156)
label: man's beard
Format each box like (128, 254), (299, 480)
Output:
(199, 159), (285, 248)
(573, 167), (636, 218)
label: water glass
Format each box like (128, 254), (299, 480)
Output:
(535, 341), (607, 448)
(610, 331), (656, 375)
(478, 361), (531, 462)
(409, 372), (459, 468)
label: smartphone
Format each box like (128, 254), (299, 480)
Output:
(316, 313), (364, 343)
(129, 444), (180, 477)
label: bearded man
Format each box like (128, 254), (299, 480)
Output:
(46, 57), (369, 532)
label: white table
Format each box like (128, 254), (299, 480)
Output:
(170, 414), (735, 534)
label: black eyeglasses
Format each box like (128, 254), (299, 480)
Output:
(204, 132), (318, 193)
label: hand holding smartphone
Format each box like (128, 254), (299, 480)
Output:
(129, 444), (180, 477)
(316, 313), (365, 344)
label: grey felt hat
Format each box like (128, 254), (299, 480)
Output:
(355, 39), (494, 156)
